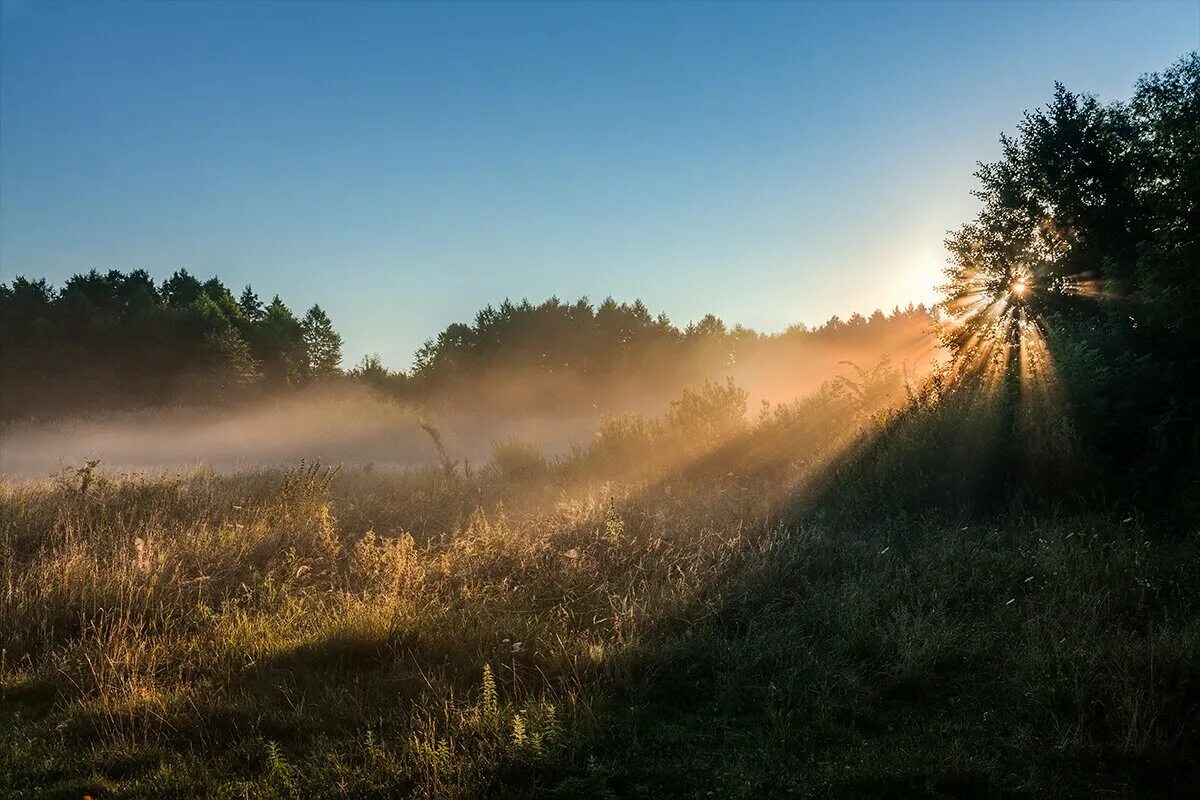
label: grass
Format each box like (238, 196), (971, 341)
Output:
(2, 379), (1198, 798)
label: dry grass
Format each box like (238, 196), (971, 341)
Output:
(2, 379), (1198, 798)
(0, 448), (795, 798)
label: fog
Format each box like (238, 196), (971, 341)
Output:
(0, 333), (943, 479)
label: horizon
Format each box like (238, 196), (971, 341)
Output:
(2, 0), (1197, 369)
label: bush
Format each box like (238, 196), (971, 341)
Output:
(489, 436), (547, 481)
(665, 377), (748, 448)
(591, 412), (659, 465)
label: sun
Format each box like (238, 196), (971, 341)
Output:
(1011, 280), (1028, 297)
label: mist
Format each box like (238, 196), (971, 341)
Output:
(0, 328), (942, 478)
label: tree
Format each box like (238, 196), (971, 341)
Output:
(937, 51), (1200, 499)
(251, 295), (307, 388)
(940, 54), (1198, 367)
(239, 285), (264, 321)
(1128, 53), (1200, 353)
(160, 269), (204, 308)
(302, 304), (343, 379)
(202, 278), (243, 320)
(349, 353), (408, 396)
(199, 326), (262, 396)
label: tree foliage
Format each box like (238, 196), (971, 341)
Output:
(0, 267), (935, 422)
(405, 295), (934, 407)
(302, 305), (343, 379)
(939, 52), (1200, 499)
(0, 271), (342, 419)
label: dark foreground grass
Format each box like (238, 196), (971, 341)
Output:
(544, 515), (1200, 799)
(2, 388), (1198, 798)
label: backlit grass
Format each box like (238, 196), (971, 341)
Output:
(2, 378), (1198, 798)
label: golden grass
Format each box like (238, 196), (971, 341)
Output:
(3, 380), (1197, 798)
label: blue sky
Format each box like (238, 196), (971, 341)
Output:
(2, 1), (1196, 369)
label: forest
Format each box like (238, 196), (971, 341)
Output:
(0, 50), (1197, 800)
(0, 268), (936, 420)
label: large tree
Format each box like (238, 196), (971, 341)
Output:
(941, 53), (1197, 362)
(938, 52), (1200, 489)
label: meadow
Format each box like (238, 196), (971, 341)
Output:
(3, 372), (1197, 798)
(3, 11), (1196, 799)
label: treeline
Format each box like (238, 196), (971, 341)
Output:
(0, 266), (935, 420)
(358, 297), (935, 406)
(0, 269), (342, 420)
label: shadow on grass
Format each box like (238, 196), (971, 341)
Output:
(506, 390), (1200, 799)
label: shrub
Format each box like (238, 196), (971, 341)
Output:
(592, 412), (659, 465)
(665, 377), (748, 447)
(489, 436), (547, 481)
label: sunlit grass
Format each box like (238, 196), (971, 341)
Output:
(2, 374), (1197, 798)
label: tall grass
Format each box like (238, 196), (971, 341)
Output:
(2, 368), (1197, 798)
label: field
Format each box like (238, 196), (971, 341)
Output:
(3, 9), (1197, 799)
(3, 381), (1198, 799)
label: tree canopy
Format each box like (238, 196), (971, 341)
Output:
(0, 270), (340, 419)
(938, 52), (1199, 495)
(0, 266), (933, 421)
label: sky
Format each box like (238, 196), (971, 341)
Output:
(2, 1), (1197, 369)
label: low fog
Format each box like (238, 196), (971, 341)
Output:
(0, 388), (578, 477)
(0, 332), (943, 479)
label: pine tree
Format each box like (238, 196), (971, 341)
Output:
(239, 285), (264, 320)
